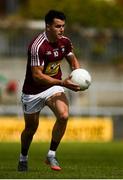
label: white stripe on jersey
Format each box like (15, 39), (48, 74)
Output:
(67, 52), (74, 56)
(31, 34), (43, 66)
(31, 33), (45, 66)
(31, 35), (43, 66)
(31, 32), (46, 66)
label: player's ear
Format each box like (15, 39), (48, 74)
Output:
(46, 24), (50, 31)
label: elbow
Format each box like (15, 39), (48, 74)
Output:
(32, 72), (41, 83)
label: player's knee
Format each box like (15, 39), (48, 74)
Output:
(59, 111), (68, 123)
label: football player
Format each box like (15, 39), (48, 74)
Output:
(18, 9), (81, 171)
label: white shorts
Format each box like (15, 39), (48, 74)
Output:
(21, 85), (65, 114)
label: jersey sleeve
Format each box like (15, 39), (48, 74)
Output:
(65, 38), (74, 57)
(30, 41), (44, 67)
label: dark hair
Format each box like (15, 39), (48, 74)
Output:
(45, 10), (66, 25)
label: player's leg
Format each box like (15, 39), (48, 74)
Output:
(21, 112), (40, 156)
(18, 112), (40, 171)
(46, 92), (69, 146)
(45, 92), (69, 170)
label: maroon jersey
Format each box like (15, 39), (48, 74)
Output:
(22, 32), (73, 94)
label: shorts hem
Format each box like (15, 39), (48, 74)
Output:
(45, 90), (65, 101)
(23, 110), (40, 115)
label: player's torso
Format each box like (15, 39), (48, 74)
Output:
(23, 32), (70, 94)
(41, 41), (66, 77)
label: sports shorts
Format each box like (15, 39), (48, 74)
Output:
(21, 85), (65, 114)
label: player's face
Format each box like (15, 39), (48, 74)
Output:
(47, 18), (65, 41)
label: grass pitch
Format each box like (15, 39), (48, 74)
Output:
(0, 141), (123, 179)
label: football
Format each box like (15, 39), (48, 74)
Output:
(70, 68), (91, 90)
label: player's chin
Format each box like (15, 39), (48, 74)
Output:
(57, 34), (63, 39)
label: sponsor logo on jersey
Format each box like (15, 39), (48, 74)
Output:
(45, 61), (61, 76)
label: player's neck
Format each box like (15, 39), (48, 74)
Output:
(46, 31), (57, 43)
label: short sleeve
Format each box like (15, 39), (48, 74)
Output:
(65, 38), (73, 57)
(30, 45), (44, 66)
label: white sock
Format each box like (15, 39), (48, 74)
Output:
(47, 150), (56, 157)
(19, 153), (28, 162)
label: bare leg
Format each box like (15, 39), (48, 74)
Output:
(18, 111), (40, 171)
(46, 92), (69, 151)
(45, 92), (69, 170)
(21, 111), (40, 156)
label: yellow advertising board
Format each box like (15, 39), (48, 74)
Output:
(64, 117), (113, 142)
(0, 116), (113, 142)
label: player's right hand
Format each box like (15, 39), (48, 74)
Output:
(62, 76), (81, 92)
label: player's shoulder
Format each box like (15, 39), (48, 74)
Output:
(61, 35), (71, 41)
(28, 32), (46, 49)
(60, 35), (72, 44)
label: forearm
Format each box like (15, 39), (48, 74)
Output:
(33, 68), (80, 91)
(66, 54), (80, 70)
(33, 71), (63, 86)
(71, 58), (80, 70)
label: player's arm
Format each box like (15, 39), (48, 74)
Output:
(66, 52), (80, 70)
(31, 66), (80, 91)
(62, 53), (81, 90)
(31, 66), (62, 86)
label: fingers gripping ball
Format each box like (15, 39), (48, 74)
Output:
(70, 68), (91, 90)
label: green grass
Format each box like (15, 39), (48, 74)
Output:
(0, 141), (123, 179)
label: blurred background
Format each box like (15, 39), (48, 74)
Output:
(0, 0), (123, 142)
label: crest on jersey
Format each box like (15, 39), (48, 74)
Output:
(61, 46), (65, 53)
(46, 51), (52, 55)
(61, 47), (65, 53)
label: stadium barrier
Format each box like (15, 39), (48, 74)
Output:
(0, 116), (113, 142)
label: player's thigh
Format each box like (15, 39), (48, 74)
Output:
(24, 111), (40, 131)
(46, 92), (69, 119)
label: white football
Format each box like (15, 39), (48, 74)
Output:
(70, 68), (91, 90)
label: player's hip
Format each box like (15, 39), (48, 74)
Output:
(21, 85), (65, 114)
